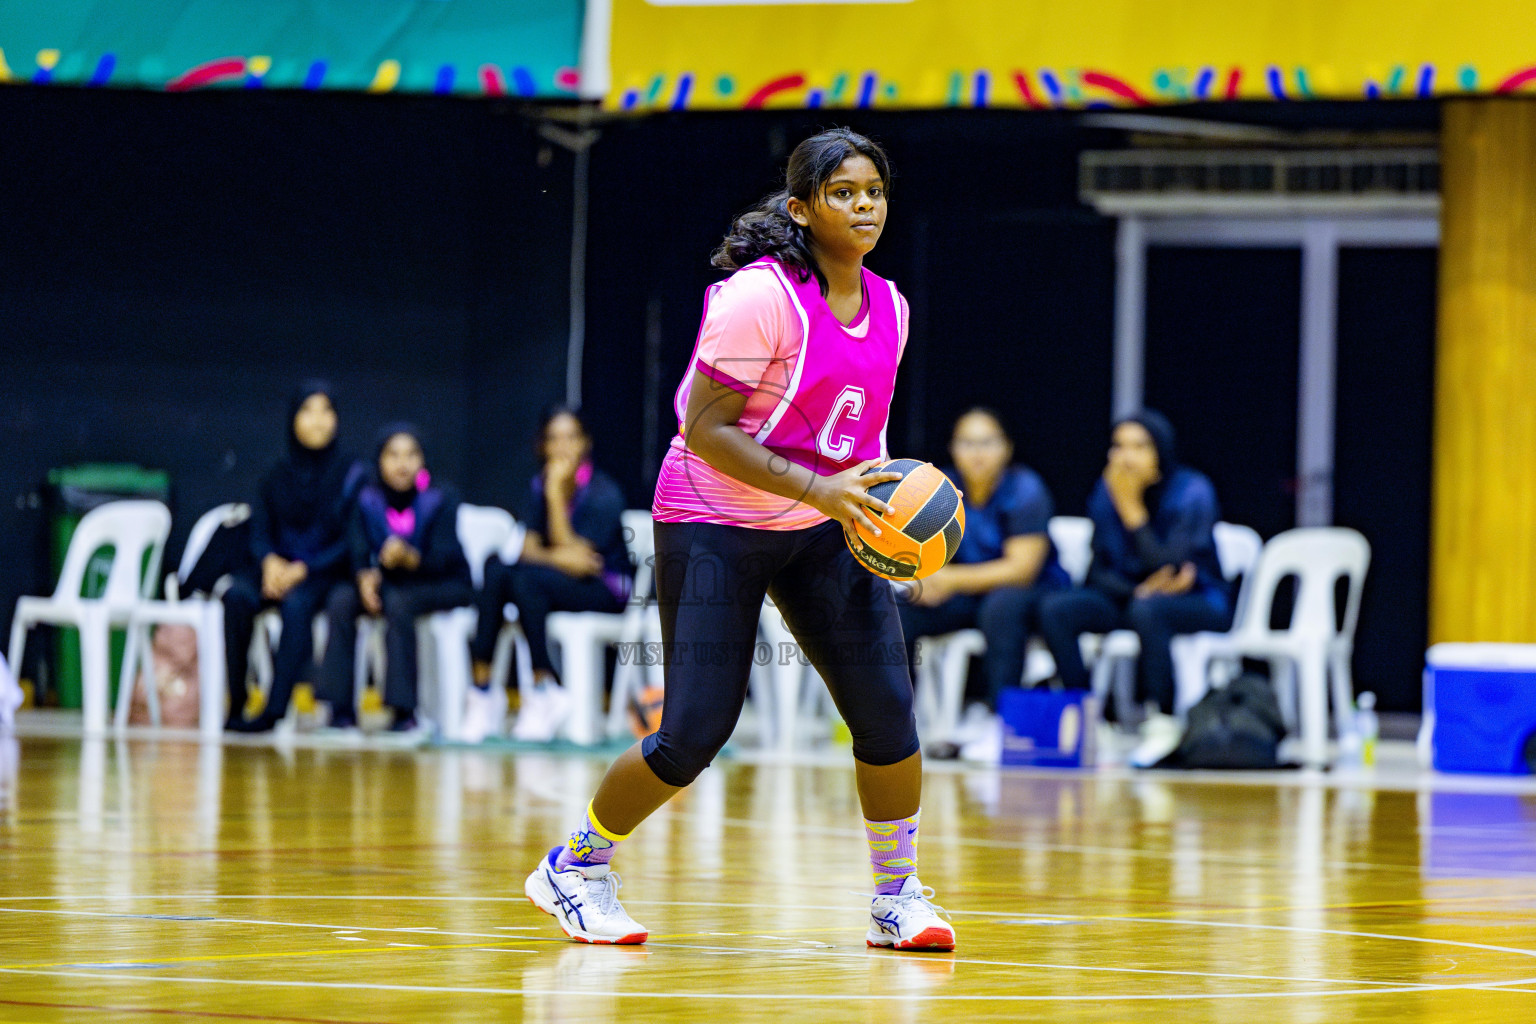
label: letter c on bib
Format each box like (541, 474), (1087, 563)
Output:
(816, 386), (865, 462)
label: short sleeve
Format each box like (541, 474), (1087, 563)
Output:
(693, 269), (793, 397)
(1003, 469), (1053, 538)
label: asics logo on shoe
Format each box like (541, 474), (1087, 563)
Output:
(873, 910), (901, 935)
(548, 869), (587, 931)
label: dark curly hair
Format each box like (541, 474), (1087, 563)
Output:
(710, 127), (892, 293)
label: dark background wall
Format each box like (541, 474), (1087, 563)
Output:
(1, 87), (1436, 710)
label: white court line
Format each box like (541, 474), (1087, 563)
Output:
(1, 903), (1531, 995)
(1104, 915), (1536, 961)
(0, 907), (559, 943)
(4, 967), (1536, 1002)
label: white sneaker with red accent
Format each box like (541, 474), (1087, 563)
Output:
(525, 847), (648, 945)
(866, 876), (956, 951)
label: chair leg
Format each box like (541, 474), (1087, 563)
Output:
(78, 608), (111, 737)
(115, 620), (143, 731)
(1329, 647), (1357, 741)
(937, 640), (972, 741)
(143, 626), (162, 728)
(555, 634), (603, 746)
(198, 603), (226, 739)
(1295, 645), (1330, 768)
(1170, 637), (1213, 720)
(7, 617), (27, 697)
(431, 613), (469, 742)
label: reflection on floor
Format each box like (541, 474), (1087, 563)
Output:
(0, 723), (1534, 1023)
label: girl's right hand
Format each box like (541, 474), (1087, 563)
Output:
(357, 569), (383, 615)
(808, 459), (903, 539)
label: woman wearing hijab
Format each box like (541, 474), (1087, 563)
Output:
(224, 382), (364, 733)
(1036, 410), (1233, 767)
(318, 424), (473, 733)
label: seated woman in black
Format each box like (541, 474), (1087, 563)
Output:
(466, 406), (631, 742)
(895, 408), (1070, 758)
(224, 382), (363, 733)
(319, 424), (473, 732)
(1037, 410), (1233, 767)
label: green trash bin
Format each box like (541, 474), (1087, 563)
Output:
(45, 464), (172, 709)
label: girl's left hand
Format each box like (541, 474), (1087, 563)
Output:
(807, 459), (902, 539)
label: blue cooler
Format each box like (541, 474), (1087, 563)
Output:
(1424, 643), (1536, 775)
(998, 688), (1099, 768)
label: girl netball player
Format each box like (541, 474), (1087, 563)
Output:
(525, 128), (954, 951)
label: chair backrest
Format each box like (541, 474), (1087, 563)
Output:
(52, 500), (172, 608)
(176, 502), (247, 586)
(1213, 521), (1263, 582)
(621, 509), (656, 599)
(456, 504), (518, 590)
(1230, 527), (1371, 644)
(1047, 516), (1094, 586)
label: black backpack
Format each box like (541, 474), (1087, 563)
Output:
(1160, 673), (1288, 769)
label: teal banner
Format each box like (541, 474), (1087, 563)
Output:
(0, 1), (583, 97)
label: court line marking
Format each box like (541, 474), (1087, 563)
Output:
(3, 967), (1536, 1002)
(0, 904), (1528, 994)
(1, 936), (548, 972)
(0, 907), (568, 951)
(0, 998), (409, 1024)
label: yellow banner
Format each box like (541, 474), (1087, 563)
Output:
(607, 0), (1536, 111)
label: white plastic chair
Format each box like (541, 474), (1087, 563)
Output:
(1171, 527), (1370, 768)
(8, 500), (171, 736)
(419, 503), (532, 742)
(547, 509), (655, 745)
(1090, 521), (1264, 724)
(911, 515), (1096, 742)
(116, 503), (244, 737)
(603, 511), (667, 742)
(1169, 523), (1264, 714)
(0, 650), (21, 731)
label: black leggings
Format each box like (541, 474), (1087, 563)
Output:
(1037, 588), (1231, 715)
(896, 584), (1057, 711)
(222, 570), (346, 727)
(640, 519), (919, 788)
(318, 577), (475, 715)
(470, 559), (622, 673)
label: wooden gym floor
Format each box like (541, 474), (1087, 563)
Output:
(0, 729), (1534, 1023)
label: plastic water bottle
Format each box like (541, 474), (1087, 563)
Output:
(1355, 691), (1379, 768)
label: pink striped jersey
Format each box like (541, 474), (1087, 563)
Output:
(652, 256), (909, 529)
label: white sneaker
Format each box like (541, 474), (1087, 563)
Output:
(958, 714), (1003, 764)
(512, 684), (572, 742)
(1130, 712), (1182, 768)
(866, 876), (956, 951)
(524, 847), (648, 945)
(461, 685), (505, 743)
(950, 702), (994, 746)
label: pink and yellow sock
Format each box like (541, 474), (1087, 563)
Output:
(865, 810), (920, 895)
(556, 801), (630, 869)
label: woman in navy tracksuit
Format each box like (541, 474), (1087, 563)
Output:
(1037, 410), (1232, 763)
(318, 424), (472, 731)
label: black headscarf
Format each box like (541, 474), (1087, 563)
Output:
(374, 421), (425, 512)
(1115, 408), (1179, 509)
(269, 380), (349, 526)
